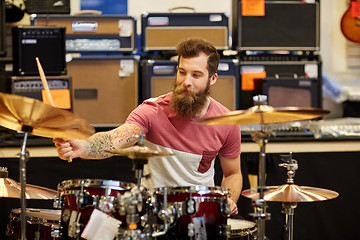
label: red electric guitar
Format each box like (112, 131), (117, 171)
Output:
(341, 0), (360, 43)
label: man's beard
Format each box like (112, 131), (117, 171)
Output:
(170, 80), (211, 118)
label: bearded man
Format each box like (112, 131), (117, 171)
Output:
(53, 38), (242, 217)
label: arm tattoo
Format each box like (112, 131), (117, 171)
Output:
(84, 124), (141, 159)
(85, 133), (115, 158)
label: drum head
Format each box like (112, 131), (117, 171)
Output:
(155, 185), (229, 195)
(228, 218), (256, 236)
(60, 179), (135, 190)
(11, 208), (61, 221)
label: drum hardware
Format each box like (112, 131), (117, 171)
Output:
(199, 95), (331, 240)
(152, 187), (173, 238)
(242, 153), (339, 240)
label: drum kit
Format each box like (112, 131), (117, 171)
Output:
(0, 76), (339, 240)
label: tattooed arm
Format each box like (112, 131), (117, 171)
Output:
(53, 123), (142, 161)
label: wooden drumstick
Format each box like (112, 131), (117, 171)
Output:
(36, 57), (72, 163)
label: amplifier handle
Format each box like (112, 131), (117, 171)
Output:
(168, 6), (196, 13)
(73, 10), (102, 16)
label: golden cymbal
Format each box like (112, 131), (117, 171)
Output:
(198, 105), (330, 125)
(0, 177), (57, 199)
(0, 92), (95, 139)
(106, 146), (174, 159)
(242, 184), (339, 202)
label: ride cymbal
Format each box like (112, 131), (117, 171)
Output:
(198, 105), (330, 125)
(0, 177), (57, 199)
(106, 146), (174, 159)
(0, 92), (95, 139)
(242, 184), (339, 202)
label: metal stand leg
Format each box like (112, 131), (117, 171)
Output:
(283, 202), (297, 240)
(20, 132), (29, 240)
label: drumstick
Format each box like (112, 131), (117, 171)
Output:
(36, 57), (72, 163)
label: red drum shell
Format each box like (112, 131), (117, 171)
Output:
(7, 208), (61, 240)
(59, 179), (135, 239)
(155, 186), (229, 240)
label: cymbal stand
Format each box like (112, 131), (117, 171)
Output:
(279, 153), (298, 240)
(249, 95), (271, 240)
(19, 130), (30, 240)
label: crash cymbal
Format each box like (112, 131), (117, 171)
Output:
(0, 92), (95, 139)
(106, 146), (174, 159)
(242, 184), (339, 202)
(198, 105), (330, 125)
(0, 177), (57, 199)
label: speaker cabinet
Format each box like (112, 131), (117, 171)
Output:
(0, 0), (5, 56)
(66, 56), (139, 126)
(140, 59), (239, 110)
(12, 26), (66, 76)
(11, 76), (72, 110)
(259, 77), (320, 108)
(33, 15), (137, 54)
(26, 0), (70, 14)
(141, 13), (229, 51)
(232, 0), (320, 51)
(239, 55), (322, 109)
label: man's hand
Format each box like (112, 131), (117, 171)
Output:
(228, 197), (238, 215)
(53, 138), (84, 161)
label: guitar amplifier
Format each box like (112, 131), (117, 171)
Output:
(25, 0), (70, 14)
(140, 59), (239, 110)
(259, 77), (320, 108)
(232, 0), (320, 51)
(11, 76), (72, 111)
(141, 12), (230, 52)
(12, 26), (66, 76)
(0, 0), (5, 56)
(239, 54), (322, 109)
(32, 15), (137, 54)
(66, 55), (139, 126)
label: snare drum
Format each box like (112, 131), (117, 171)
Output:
(6, 208), (61, 240)
(57, 179), (135, 239)
(228, 218), (257, 240)
(154, 186), (230, 240)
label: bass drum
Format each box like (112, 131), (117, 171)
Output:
(6, 208), (61, 240)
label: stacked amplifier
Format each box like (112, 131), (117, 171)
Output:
(31, 14), (139, 126)
(140, 11), (239, 110)
(232, 0), (322, 109)
(11, 25), (72, 111)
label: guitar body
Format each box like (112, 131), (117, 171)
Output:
(341, 2), (360, 43)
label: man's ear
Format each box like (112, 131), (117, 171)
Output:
(210, 73), (218, 86)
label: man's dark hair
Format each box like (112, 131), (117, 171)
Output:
(176, 38), (220, 77)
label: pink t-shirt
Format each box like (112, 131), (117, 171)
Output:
(126, 92), (241, 189)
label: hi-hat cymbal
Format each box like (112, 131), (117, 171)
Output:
(198, 105), (330, 125)
(242, 184), (339, 202)
(0, 92), (95, 139)
(106, 146), (174, 159)
(0, 177), (57, 199)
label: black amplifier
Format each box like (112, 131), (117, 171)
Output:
(11, 76), (72, 111)
(32, 15), (137, 54)
(140, 59), (239, 110)
(0, 0), (5, 56)
(232, 0), (320, 51)
(259, 77), (320, 108)
(141, 12), (229, 52)
(239, 55), (322, 109)
(12, 26), (66, 76)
